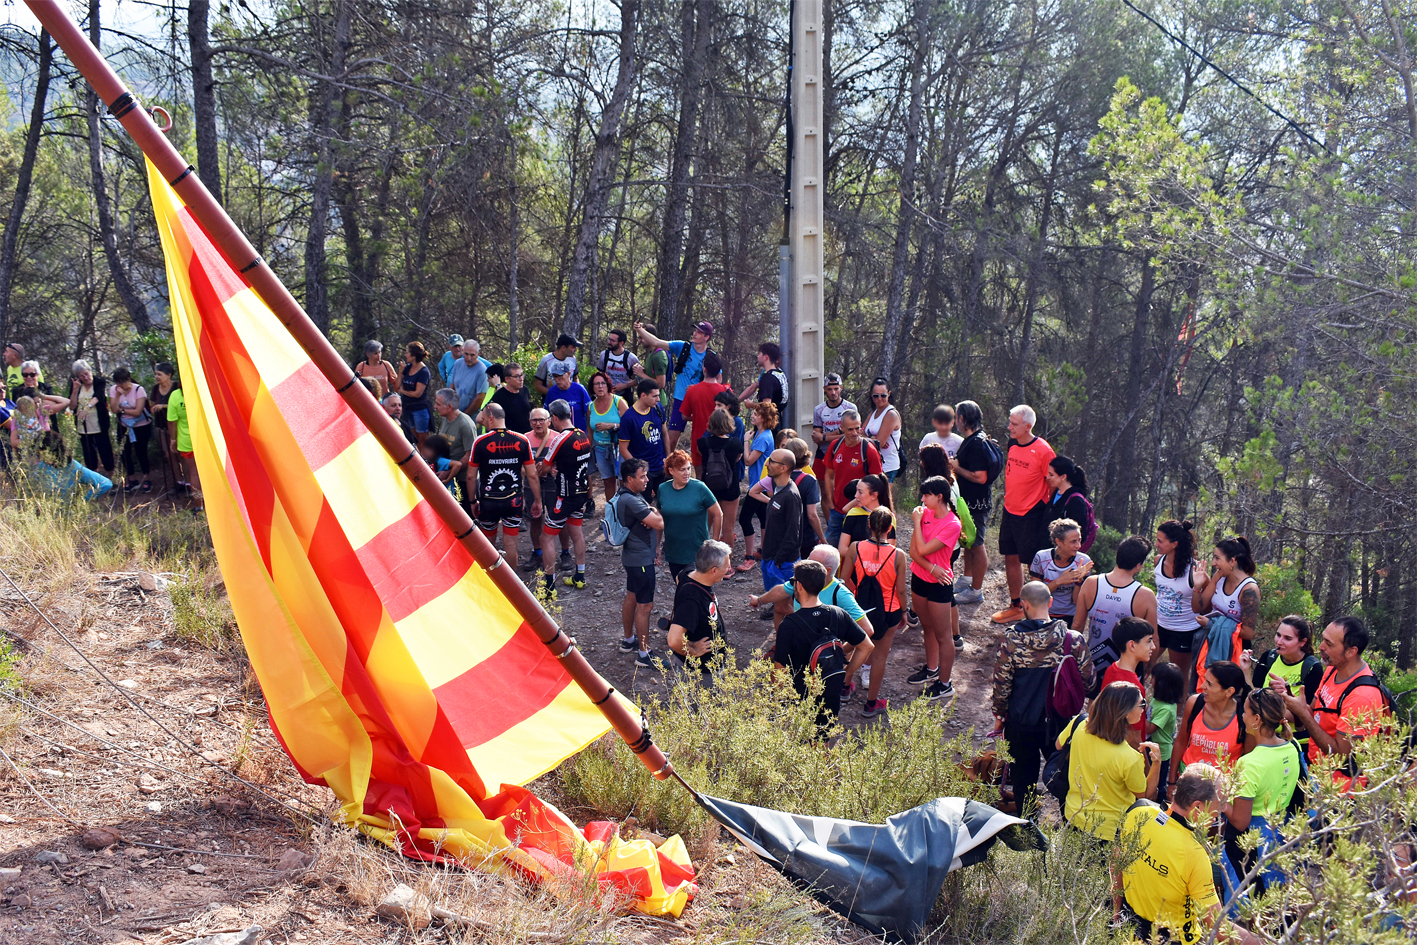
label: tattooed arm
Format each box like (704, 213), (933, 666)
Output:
(1238, 583), (1260, 641)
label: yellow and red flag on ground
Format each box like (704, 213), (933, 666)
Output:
(147, 159), (695, 916)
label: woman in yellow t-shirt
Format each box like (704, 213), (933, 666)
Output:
(1058, 680), (1162, 839)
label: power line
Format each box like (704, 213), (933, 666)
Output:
(1118, 0), (1333, 154)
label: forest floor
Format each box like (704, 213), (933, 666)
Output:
(0, 494), (1015, 945)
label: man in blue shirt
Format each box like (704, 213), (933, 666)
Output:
(543, 362), (592, 432)
(438, 334), (464, 387)
(618, 378), (668, 497)
(632, 319), (713, 454)
(448, 344), (489, 412)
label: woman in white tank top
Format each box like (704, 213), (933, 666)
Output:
(865, 378), (901, 479)
(1194, 537), (1260, 686)
(1154, 520), (1207, 682)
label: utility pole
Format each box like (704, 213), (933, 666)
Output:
(783, 0), (825, 431)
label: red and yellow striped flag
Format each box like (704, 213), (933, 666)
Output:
(148, 159), (695, 915)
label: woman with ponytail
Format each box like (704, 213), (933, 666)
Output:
(1171, 660), (1254, 792)
(1194, 537), (1260, 689)
(1221, 688), (1302, 895)
(1154, 520), (1208, 680)
(1045, 456), (1095, 551)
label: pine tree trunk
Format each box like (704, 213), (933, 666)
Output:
(561, 0), (639, 339)
(655, 0), (711, 339)
(303, 0), (348, 335)
(86, 0), (149, 332)
(188, 0), (221, 202)
(0, 28), (52, 343)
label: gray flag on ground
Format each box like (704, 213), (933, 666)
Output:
(695, 794), (1046, 944)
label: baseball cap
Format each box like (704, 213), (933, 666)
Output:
(824, 373), (843, 386)
(555, 333), (582, 348)
(448, 333), (464, 346)
(694, 321), (714, 338)
(550, 361), (572, 376)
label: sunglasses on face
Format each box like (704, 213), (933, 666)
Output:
(21, 373), (36, 378)
(871, 392), (889, 399)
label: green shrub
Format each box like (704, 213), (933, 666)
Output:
(561, 654), (985, 840)
(1087, 525), (1124, 572)
(169, 573), (237, 649)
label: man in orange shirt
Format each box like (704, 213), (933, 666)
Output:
(1282, 616), (1391, 789)
(992, 404), (1056, 624)
(680, 352), (732, 472)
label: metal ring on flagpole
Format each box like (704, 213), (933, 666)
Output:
(150, 106), (172, 132)
(482, 553), (504, 571)
(555, 643), (578, 661)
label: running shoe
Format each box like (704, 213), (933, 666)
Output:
(140, 481), (152, 493)
(955, 587), (983, 605)
(558, 549), (574, 572)
(952, 575), (971, 593)
(521, 553), (544, 573)
(991, 605), (1025, 624)
(923, 681), (955, 702)
(758, 605), (776, 621)
(563, 573), (587, 589)
(618, 637), (637, 652)
(635, 649), (659, 668)
(840, 680), (857, 703)
(861, 698), (888, 719)
(124, 481), (140, 494)
(953, 634), (964, 650)
(905, 609), (920, 629)
(906, 664), (939, 686)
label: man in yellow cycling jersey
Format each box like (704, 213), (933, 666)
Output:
(1115, 764), (1254, 944)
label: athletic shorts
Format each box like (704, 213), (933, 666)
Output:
(762, 558), (795, 591)
(624, 565), (655, 602)
(1158, 626), (1197, 654)
(869, 610), (903, 641)
(544, 493), (587, 534)
(998, 506), (1047, 558)
(476, 496), (523, 535)
(668, 398), (689, 431)
(178, 450), (194, 460)
(911, 572), (955, 605)
(966, 505), (990, 548)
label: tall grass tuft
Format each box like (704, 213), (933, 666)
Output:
(562, 653), (987, 840)
(169, 572), (237, 649)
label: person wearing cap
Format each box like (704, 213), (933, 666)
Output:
(438, 334), (465, 387)
(739, 342), (789, 430)
(449, 341), (489, 413)
(534, 334), (581, 399)
(543, 361), (592, 433)
(3, 343), (39, 394)
(632, 319), (714, 453)
(811, 373), (856, 463)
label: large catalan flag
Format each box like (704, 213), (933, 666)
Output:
(147, 159), (695, 916)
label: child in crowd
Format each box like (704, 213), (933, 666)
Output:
(1101, 616), (1156, 746)
(420, 434), (461, 497)
(1150, 661), (1184, 804)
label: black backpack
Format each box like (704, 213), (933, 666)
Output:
(1043, 713), (1085, 806)
(1312, 669), (1405, 778)
(807, 632), (847, 685)
(851, 541), (893, 635)
(703, 441), (735, 494)
(980, 435), (1006, 486)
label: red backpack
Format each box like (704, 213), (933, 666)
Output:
(1047, 627), (1088, 719)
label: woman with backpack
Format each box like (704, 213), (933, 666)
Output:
(1246, 615), (1324, 754)
(1170, 660), (1255, 792)
(696, 407), (744, 548)
(1154, 519), (1207, 680)
(1220, 688), (1302, 898)
(1044, 456), (1094, 550)
(1029, 517), (1093, 622)
(1055, 680), (1161, 840)
(843, 508), (906, 719)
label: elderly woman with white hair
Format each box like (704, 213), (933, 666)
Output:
(67, 359), (115, 478)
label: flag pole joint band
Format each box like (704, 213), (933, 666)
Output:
(107, 92), (137, 119)
(628, 726), (653, 754)
(169, 165), (194, 187)
(239, 257), (263, 274)
(394, 452), (416, 467)
(592, 686), (616, 706)
(335, 374), (358, 393)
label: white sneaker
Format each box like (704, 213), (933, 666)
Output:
(955, 587), (983, 605)
(953, 575), (971, 592)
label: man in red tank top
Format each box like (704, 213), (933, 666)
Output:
(993, 405), (1056, 624)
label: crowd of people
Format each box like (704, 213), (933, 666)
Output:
(5, 325), (1403, 940)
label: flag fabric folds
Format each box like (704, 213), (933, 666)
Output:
(147, 159), (695, 916)
(696, 794), (1045, 943)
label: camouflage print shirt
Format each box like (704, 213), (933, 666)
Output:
(991, 617), (1096, 719)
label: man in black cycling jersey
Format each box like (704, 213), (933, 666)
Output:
(468, 402), (541, 571)
(539, 400), (594, 598)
